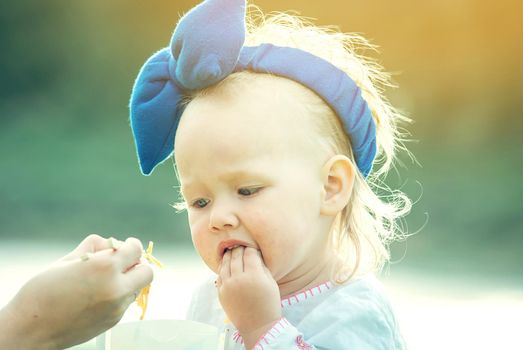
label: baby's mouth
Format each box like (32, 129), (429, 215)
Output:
(219, 244), (247, 258)
(224, 244), (242, 251)
(217, 239), (260, 259)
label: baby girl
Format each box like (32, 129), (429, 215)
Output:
(130, 0), (412, 349)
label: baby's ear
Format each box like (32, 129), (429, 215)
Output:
(319, 155), (355, 216)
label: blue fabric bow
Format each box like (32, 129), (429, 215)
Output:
(130, 0), (376, 177)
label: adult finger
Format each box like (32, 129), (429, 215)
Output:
(63, 234), (120, 261)
(219, 250), (232, 280)
(83, 234), (121, 251)
(114, 237), (144, 271)
(230, 246), (245, 275)
(123, 263), (154, 294)
(243, 247), (264, 273)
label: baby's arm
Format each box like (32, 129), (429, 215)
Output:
(217, 248), (403, 349)
(216, 247), (282, 349)
(215, 247), (321, 350)
(217, 246), (322, 349)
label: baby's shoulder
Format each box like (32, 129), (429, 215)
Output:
(324, 274), (396, 314)
(335, 274), (391, 300)
(301, 275), (405, 349)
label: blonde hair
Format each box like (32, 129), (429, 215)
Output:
(175, 5), (413, 282)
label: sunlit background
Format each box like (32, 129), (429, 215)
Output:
(1, 1), (522, 349)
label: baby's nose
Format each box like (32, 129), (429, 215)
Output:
(208, 205), (239, 232)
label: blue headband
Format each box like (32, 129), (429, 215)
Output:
(130, 0), (376, 177)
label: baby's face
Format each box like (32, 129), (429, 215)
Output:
(174, 77), (333, 283)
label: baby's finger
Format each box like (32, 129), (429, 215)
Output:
(114, 237), (144, 272)
(255, 250), (275, 279)
(219, 250), (232, 280)
(243, 247), (264, 273)
(263, 264), (274, 280)
(230, 246), (245, 275)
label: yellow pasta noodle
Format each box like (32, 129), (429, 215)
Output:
(136, 241), (164, 320)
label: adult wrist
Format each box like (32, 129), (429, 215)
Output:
(0, 300), (57, 350)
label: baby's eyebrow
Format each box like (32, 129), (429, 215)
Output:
(179, 181), (204, 198)
(217, 169), (271, 182)
(180, 170), (270, 194)
(178, 184), (191, 197)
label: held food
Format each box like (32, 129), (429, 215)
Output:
(136, 241), (164, 320)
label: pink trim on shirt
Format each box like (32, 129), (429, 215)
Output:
(295, 335), (314, 350)
(232, 318), (291, 347)
(229, 281), (335, 346)
(253, 318), (291, 349)
(280, 281), (333, 308)
(232, 330), (244, 344)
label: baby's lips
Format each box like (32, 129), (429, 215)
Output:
(217, 239), (256, 257)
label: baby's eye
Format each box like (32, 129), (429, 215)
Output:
(238, 187), (262, 196)
(191, 198), (210, 208)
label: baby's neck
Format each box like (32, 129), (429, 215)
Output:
(277, 256), (342, 298)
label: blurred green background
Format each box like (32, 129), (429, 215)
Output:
(0, 0), (522, 282)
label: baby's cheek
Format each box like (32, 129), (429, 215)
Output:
(190, 225), (218, 272)
(252, 219), (288, 274)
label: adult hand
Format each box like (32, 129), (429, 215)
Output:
(216, 246), (282, 350)
(0, 234), (153, 350)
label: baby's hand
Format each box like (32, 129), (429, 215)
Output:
(217, 246), (281, 348)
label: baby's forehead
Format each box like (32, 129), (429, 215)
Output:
(188, 73), (316, 124)
(174, 76), (326, 176)
(175, 73), (322, 159)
